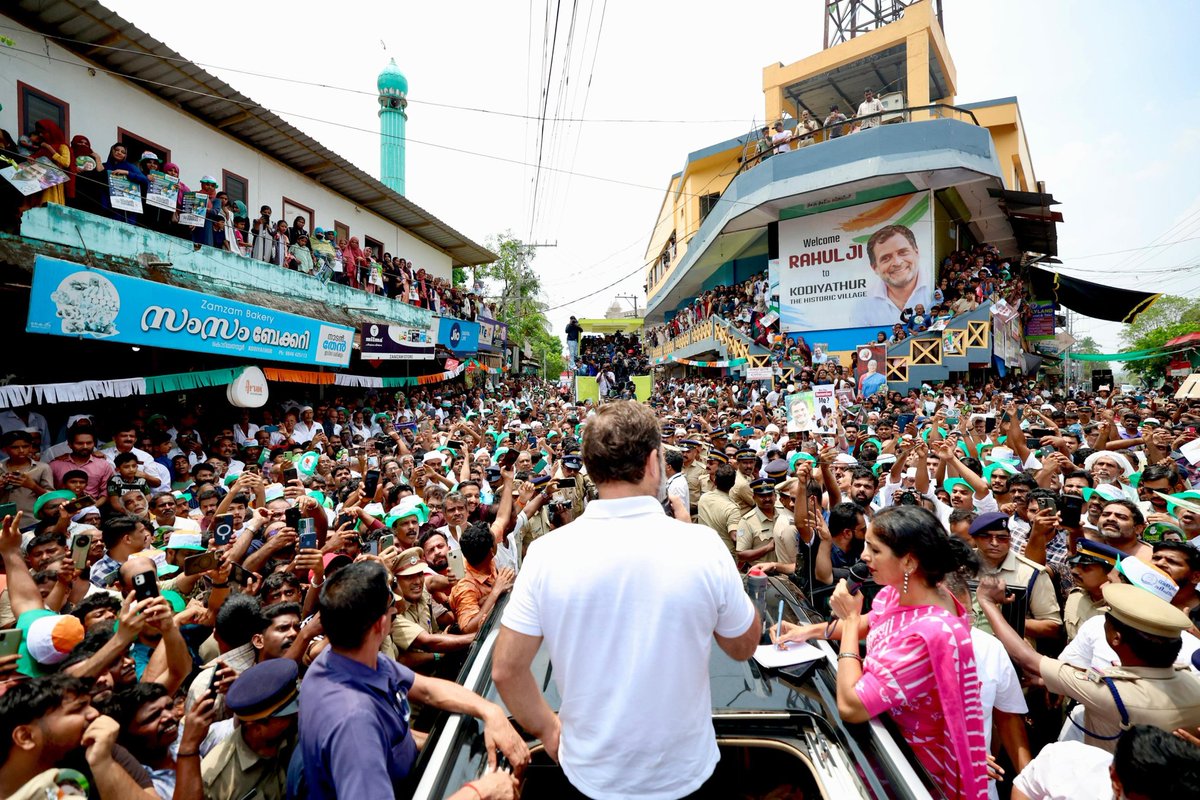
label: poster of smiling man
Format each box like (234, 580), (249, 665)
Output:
(778, 192), (933, 332)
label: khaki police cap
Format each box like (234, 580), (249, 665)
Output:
(396, 546), (426, 577)
(1102, 582), (1192, 638)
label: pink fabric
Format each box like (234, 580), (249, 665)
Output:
(854, 586), (988, 800)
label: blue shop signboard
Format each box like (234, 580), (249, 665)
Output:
(435, 316), (480, 354)
(26, 256), (354, 367)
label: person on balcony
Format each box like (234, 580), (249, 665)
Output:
(857, 88), (885, 131)
(824, 105), (848, 139)
(100, 143), (147, 225)
(797, 110), (819, 146)
(25, 120), (72, 208)
(770, 121), (792, 155)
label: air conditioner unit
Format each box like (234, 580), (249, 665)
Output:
(880, 92), (906, 124)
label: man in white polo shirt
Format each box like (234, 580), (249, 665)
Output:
(493, 401), (759, 799)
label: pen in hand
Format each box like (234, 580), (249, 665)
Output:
(775, 599), (785, 649)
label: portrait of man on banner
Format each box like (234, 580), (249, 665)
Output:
(786, 391), (818, 433)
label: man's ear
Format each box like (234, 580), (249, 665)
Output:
(11, 723), (39, 754)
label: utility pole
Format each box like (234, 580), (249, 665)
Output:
(615, 293), (640, 318)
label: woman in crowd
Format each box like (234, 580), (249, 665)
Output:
(288, 214), (308, 245)
(101, 143), (148, 224)
(343, 237), (365, 289)
(160, 161), (190, 239)
(268, 219), (290, 266)
(26, 119), (73, 207)
(138, 151), (174, 235)
(775, 505), (988, 800)
(190, 175), (222, 249)
(250, 205), (276, 262)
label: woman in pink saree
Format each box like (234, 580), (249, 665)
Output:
(776, 506), (989, 800)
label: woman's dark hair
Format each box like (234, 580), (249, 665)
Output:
(870, 505), (971, 586)
(319, 561), (392, 649)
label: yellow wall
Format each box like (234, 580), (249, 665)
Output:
(762, 0), (956, 123)
(970, 102), (1037, 191)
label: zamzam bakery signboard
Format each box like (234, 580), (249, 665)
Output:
(26, 255), (353, 367)
(778, 192), (933, 333)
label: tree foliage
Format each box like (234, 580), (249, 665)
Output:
(1072, 336), (1108, 379)
(1119, 295), (1200, 381)
(477, 232), (563, 378)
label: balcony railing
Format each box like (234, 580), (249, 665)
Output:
(736, 102), (982, 178)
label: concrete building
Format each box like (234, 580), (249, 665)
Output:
(0, 0), (495, 392)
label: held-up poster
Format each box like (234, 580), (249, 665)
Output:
(107, 173), (143, 213)
(145, 171), (179, 211)
(813, 384), (838, 429)
(786, 391), (818, 433)
(854, 345), (888, 399)
(178, 192), (208, 226)
(778, 192), (933, 332)
(0, 158), (69, 196)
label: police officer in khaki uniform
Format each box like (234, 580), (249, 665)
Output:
(968, 512), (1062, 640)
(680, 438), (707, 515)
(736, 478), (778, 569)
(196, 657), (299, 800)
(697, 456), (741, 557)
(554, 453), (588, 518)
(519, 475), (555, 557)
(1064, 538), (1120, 641)
(730, 448), (758, 514)
(390, 546), (474, 674)
(979, 580), (1200, 753)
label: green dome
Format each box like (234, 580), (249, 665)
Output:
(377, 58), (408, 96)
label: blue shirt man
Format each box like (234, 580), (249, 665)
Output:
(297, 561), (527, 799)
(298, 647), (418, 798)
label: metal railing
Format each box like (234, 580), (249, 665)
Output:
(736, 102), (982, 178)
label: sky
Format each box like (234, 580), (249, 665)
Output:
(101, 0), (1200, 355)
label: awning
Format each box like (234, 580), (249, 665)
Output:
(577, 318), (644, 334)
(988, 188), (1061, 257)
(1029, 267), (1159, 325)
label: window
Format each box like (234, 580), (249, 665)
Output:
(117, 128), (170, 165)
(281, 197), (314, 235)
(17, 82), (69, 140)
(364, 236), (384, 260)
(699, 193), (721, 222)
(333, 220), (350, 244)
(222, 170), (249, 211)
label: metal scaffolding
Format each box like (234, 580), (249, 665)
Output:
(824, 0), (944, 49)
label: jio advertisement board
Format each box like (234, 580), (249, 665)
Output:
(778, 192), (933, 333)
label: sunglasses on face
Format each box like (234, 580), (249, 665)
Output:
(971, 533), (1011, 544)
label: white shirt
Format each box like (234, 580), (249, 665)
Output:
(1011, 741), (1112, 800)
(502, 496), (754, 800)
(862, 273), (933, 327)
(292, 421), (319, 444)
(102, 446), (171, 489)
(232, 423), (260, 446)
(0, 410), (51, 448)
(666, 472), (690, 510)
(771, 128), (792, 154)
(154, 515), (200, 534)
(856, 97), (884, 128)
(1059, 613), (1200, 672)
(971, 628), (1028, 800)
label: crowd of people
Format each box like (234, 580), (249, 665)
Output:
(570, 330), (650, 396)
(644, 270), (774, 351)
(0, 126), (490, 322)
(0, 357), (1198, 797)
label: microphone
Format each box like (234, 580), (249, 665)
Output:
(845, 561), (872, 595)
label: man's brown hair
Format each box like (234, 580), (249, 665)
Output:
(865, 224), (918, 268)
(582, 401), (660, 485)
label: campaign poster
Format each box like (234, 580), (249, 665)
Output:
(811, 342), (830, 365)
(854, 345), (888, 399)
(179, 192), (208, 226)
(0, 158), (69, 196)
(108, 173), (143, 213)
(145, 170), (179, 211)
(835, 387), (856, 409)
(786, 391), (818, 433)
(778, 192), (933, 332)
(1025, 300), (1057, 340)
(813, 383), (838, 428)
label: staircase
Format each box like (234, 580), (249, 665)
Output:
(648, 316), (805, 380)
(883, 302), (994, 392)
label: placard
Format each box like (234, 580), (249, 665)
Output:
(813, 383), (838, 427)
(145, 170), (179, 211)
(745, 366), (773, 380)
(108, 173), (143, 213)
(786, 391), (818, 433)
(854, 345), (888, 399)
(179, 192), (208, 226)
(0, 158), (69, 196)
